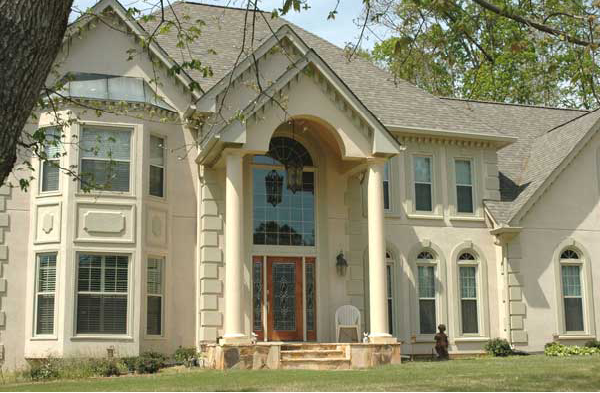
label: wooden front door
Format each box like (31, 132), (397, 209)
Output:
(266, 257), (304, 341)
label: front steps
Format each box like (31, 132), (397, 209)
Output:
(280, 344), (351, 370)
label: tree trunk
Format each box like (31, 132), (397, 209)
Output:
(0, 0), (73, 187)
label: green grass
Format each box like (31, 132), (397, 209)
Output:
(2, 355), (600, 392)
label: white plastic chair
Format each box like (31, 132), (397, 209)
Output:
(335, 305), (361, 343)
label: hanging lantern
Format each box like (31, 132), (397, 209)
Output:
(286, 162), (303, 194)
(265, 169), (283, 207)
(336, 252), (348, 277)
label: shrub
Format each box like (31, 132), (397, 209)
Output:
(545, 342), (599, 357)
(120, 357), (138, 374)
(174, 346), (199, 367)
(134, 352), (167, 374)
(90, 358), (121, 377)
(27, 359), (60, 381)
(485, 338), (513, 357)
(585, 339), (600, 349)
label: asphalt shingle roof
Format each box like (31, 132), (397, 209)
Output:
(141, 2), (506, 138)
(442, 98), (597, 223)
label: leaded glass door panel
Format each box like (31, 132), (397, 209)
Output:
(267, 257), (304, 341)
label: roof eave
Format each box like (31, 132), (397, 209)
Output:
(387, 125), (517, 147)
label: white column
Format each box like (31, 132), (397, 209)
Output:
(367, 159), (395, 343)
(222, 151), (250, 344)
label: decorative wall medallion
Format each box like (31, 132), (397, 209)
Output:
(42, 214), (54, 234)
(83, 211), (125, 233)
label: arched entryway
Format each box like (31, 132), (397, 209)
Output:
(251, 134), (317, 341)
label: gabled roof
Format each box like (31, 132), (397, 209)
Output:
(140, 1), (509, 140)
(444, 98), (598, 224)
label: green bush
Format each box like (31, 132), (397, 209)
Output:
(174, 346), (198, 367)
(545, 342), (600, 357)
(120, 357), (138, 374)
(585, 339), (600, 349)
(134, 352), (167, 374)
(90, 358), (121, 377)
(27, 359), (60, 381)
(485, 338), (513, 357)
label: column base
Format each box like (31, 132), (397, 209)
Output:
(219, 334), (253, 345)
(368, 334), (397, 344)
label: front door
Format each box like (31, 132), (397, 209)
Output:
(266, 257), (304, 341)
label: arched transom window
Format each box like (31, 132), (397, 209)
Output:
(560, 249), (585, 332)
(252, 137), (315, 246)
(416, 250), (437, 334)
(457, 251), (479, 335)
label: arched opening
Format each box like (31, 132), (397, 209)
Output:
(252, 136), (315, 246)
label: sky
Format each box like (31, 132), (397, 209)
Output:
(72, 0), (389, 49)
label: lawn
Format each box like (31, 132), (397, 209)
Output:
(2, 355), (600, 392)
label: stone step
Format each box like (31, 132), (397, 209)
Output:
(280, 358), (351, 370)
(281, 343), (341, 351)
(281, 349), (346, 360)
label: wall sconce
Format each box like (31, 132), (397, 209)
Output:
(336, 251), (348, 277)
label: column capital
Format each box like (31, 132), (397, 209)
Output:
(222, 148), (248, 158)
(366, 156), (388, 166)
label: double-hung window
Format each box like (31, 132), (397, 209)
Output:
(386, 261), (394, 335)
(35, 253), (57, 335)
(383, 160), (391, 210)
(149, 136), (165, 197)
(417, 251), (436, 334)
(455, 159), (474, 213)
(76, 254), (129, 335)
(560, 250), (584, 332)
(414, 156), (433, 212)
(458, 253), (479, 334)
(41, 127), (61, 192)
(146, 257), (164, 336)
(80, 127), (131, 192)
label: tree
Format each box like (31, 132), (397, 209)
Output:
(0, 0), (73, 190)
(368, 0), (600, 109)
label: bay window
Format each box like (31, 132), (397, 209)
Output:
(76, 254), (129, 335)
(41, 127), (61, 192)
(149, 135), (165, 197)
(80, 126), (131, 192)
(35, 253), (57, 335)
(146, 257), (164, 336)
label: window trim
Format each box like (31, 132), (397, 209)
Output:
(73, 251), (133, 339)
(33, 252), (58, 338)
(454, 158), (475, 215)
(145, 255), (166, 338)
(77, 123), (135, 195)
(554, 241), (595, 337)
(148, 134), (167, 199)
(411, 154), (435, 214)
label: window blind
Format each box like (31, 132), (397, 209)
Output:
(36, 253), (57, 335)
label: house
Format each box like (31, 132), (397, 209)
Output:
(1, 0), (599, 370)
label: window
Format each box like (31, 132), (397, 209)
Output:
(414, 156), (433, 212)
(41, 127), (61, 192)
(417, 251), (436, 334)
(253, 137), (315, 246)
(458, 252), (478, 334)
(80, 127), (131, 192)
(76, 254), (129, 335)
(35, 253), (57, 335)
(455, 159), (474, 213)
(560, 250), (584, 332)
(149, 135), (165, 197)
(386, 261), (394, 335)
(147, 257), (164, 336)
(383, 161), (391, 210)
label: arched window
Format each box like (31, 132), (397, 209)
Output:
(252, 137), (315, 246)
(560, 249), (585, 332)
(457, 251), (479, 334)
(416, 250), (437, 334)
